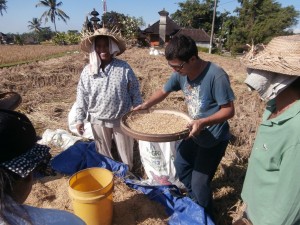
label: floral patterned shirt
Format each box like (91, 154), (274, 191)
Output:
(76, 58), (142, 127)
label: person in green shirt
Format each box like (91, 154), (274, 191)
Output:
(234, 35), (300, 225)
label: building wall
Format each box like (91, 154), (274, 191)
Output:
(159, 15), (167, 45)
(196, 42), (210, 48)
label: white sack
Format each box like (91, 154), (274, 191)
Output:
(138, 140), (184, 188)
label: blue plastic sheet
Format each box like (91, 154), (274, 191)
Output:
(51, 141), (128, 177)
(51, 141), (215, 225)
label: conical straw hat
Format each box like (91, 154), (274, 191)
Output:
(241, 35), (300, 76)
(80, 27), (126, 55)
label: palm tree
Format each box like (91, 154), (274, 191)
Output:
(35, 0), (70, 32)
(0, 0), (7, 16)
(28, 18), (42, 43)
(28, 18), (42, 33)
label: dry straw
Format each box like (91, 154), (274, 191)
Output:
(241, 35), (300, 76)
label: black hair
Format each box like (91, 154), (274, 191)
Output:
(165, 35), (199, 62)
(0, 110), (34, 225)
(0, 167), (33, 225)
(289, 77), (300, 89)
(95, 35), (109, 42)
(0, 109), (36, 163)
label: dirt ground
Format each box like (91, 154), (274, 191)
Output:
(0, 46), (265, 225)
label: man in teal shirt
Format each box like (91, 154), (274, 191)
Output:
(236, 35), (300, 225)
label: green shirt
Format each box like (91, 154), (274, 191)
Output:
(241, 99), (300, 225)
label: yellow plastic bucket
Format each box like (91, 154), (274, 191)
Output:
(68, 167), (114, 225)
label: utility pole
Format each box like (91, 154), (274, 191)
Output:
(102, 0), (107, 14)
(102, 0), (107, 28)
(209, 0), (217, 54)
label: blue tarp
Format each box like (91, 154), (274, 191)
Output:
(51, 141), (215, 225)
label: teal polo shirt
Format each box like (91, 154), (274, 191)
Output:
(241, 99), (300, 225)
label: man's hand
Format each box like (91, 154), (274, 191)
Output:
(133, 89), (170, 111)
(187, 119), (206, 139)
(186, 101), (235, 139)
(76, 124), (85, 135)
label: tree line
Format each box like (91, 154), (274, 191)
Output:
(0, 0), (299, 53)
(171, 0), (299, 52)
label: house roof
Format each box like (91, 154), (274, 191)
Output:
(175, 28), (210, 42)
(143, 16), (181, 36)
(0, 32), (7, 37)
(142, 9), (210, 43)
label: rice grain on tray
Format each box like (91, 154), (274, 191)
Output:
(126, 112), (188, 134)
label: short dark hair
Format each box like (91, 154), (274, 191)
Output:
(165, 35), (199, 61)
(0, 166), (32, 223)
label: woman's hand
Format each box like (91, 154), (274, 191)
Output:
(76, 123), (85, 135)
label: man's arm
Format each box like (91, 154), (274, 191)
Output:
(133, 89), (170, 110)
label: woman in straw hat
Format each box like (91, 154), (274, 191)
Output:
(76, 28), (142, 170)
(0, 109), (86, 225)
(234, 35), (300, 225)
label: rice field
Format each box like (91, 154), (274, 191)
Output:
(0, 44), (80, 66)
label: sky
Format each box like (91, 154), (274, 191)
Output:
(0, 0), (299, 34)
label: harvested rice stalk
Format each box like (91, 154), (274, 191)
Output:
(126, 112), (188, 134)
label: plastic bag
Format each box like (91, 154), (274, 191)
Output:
(68, 102), (94, 139)
(38, 129), (82, 150)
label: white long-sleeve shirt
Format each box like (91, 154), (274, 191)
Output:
(76, 58), (142, 127)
